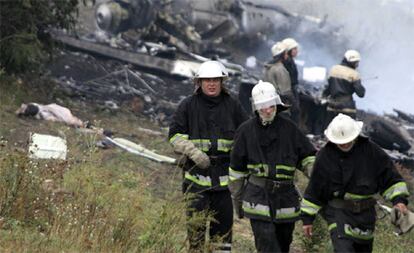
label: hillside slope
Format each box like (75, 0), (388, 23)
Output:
(0, 75), (413, 252)
(0, 75), (256, 252)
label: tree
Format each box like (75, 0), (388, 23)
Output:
(0, 0), (86, 74)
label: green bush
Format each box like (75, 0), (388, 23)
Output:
(0, 0), (88, 74)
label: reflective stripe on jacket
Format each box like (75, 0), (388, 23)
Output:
(169, 91), (248, 191)
(301, 136), (409, 242)
(230, 114), (316, 222)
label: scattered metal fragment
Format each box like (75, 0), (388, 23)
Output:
(28, 133), (67, 160)
(105, 136), (176, 164)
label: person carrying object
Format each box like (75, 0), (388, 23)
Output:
(301, 113), (410, 253)
(168, 60), (248, 252)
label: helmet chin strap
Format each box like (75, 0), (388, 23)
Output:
(258, 110), (276, 126)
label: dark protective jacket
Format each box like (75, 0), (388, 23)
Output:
(229, 114), (316, 223)
(169, 90), (248, 192)
(283, 57), (299, 88)
(323, 61), (365, 113)
(301, 136), (409, 243)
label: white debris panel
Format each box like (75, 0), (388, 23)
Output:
(28, 133), (67, 160)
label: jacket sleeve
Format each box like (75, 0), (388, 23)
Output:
(228, 126), (249, 200)
(322, 83), (331, 98)
(300, 151), (329, 225)
(374, 143), (410, 205)
(353, 78), (366, 98)
(295, 128), (316, 177)
(168, 98), (190, 145)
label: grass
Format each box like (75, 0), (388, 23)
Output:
(1, 74), (413, 252)
(0, 75), (189, 252)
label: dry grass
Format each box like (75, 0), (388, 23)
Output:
(1, 75), (413, 252)
(0, 75), (247, 252)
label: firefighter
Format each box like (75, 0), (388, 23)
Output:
(229, 80), (316, 252)
(263, 41), (293, 108)
(168, 60), (248, 252)
(282, 37), (301, 125)
(301, 113), (410, 253)
(322, 49), (366, 127)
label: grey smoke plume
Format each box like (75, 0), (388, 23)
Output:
(279, 0), (414, 114)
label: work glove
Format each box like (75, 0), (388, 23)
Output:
(172, 138), (196, 154)
(391, 206), (414, 235)
(302, 162), (314, 178)
(232, 199), (244, 219)
(187, 147), (210, 169)
(172, 138), (210, 169)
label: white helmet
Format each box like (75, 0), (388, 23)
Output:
(194, 60), (228, 80)
(282, 38), (299, 51)
(324, 113), (363, 144)
(344, 50), (361, 62)
(271, 42), (287, 57)
(251, 80), (285, 110)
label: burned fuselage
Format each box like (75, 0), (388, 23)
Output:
(52, 1), (414, 169)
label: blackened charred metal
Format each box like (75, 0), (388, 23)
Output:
(96, 0), (157, 34)
(47, 1), (414, 172)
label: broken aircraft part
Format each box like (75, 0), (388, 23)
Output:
(48, 2), (414, 172)
(28, 133), (67, 160)
(96, 0), (157, 33)
(53, 32), (245, 79)
(96, 0), (326, 38)
(367, 118), (411, 153)
(105, 136), (176, 164)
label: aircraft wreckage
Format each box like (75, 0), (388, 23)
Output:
(49, 0), (414, 171)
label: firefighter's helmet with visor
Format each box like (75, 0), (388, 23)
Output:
(251, 80), (285, 111)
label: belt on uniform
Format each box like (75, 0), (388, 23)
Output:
(208, 155), (229, 164)
(328, 198), (377, 213)
(248, 176), (294, 192)
(329, 95), (353, 104)
(327, 106), (357, 113)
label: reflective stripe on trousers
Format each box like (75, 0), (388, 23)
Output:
(243, 201), (299, 219)
(185, 172), (229, 187)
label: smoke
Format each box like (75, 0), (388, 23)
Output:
(279, 0), (414, 114)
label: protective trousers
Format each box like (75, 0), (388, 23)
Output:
(330, 229), (373, 253)
(250, 219), (295, 253)
(185, 188), (233, 252)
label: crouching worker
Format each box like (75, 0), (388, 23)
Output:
(168, 60), (248, 252)
(228, 80), (316, 252)
(301, 113), (410, 253)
